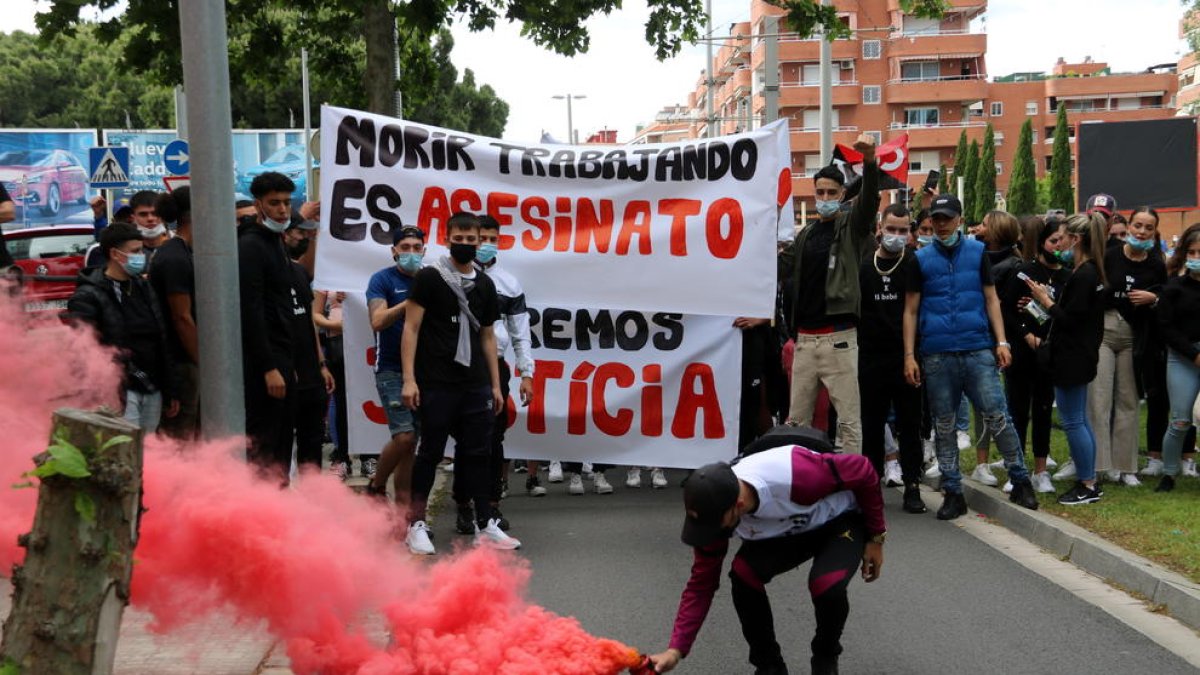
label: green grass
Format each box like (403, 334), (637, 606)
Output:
(957, 406), (1200, 585)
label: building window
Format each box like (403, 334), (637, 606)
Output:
(900, 60), (940, 81)
(863, 85), (881, 104)
(904, 107), (939, 126)
(801, 63), (821, 85)
(804, 154), (823, 177)
(902, 15), (941, 35)
(994, 132), (1005, 146)
(990, 101), (1003, 117)
(1032, 130), (1038, 143)
(1026, 100), (1037, 115)
(910, 150), (940, 173)
(802, 109), (840, 129)
(995, 162), (1003, 175)
(863, 40), (881, 60)
(866, 130), (882, 145)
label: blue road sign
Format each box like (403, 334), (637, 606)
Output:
(88, 146), (131, 189)
(163, 139), (190, 175)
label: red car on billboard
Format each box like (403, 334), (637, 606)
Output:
(3, 225), (93, 314)
(0, 149), (90, 217)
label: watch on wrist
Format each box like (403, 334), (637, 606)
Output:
(997, 342), (1011, 349)
(869, 532), (887, 545)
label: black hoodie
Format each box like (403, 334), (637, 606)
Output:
(237, 221), (294, 380)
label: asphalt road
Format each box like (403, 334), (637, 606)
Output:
(425, 468), (1197, 675)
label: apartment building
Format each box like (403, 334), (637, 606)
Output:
(650, 0), (1181, 222)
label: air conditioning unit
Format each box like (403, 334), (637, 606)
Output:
(840, 61), (854, 70)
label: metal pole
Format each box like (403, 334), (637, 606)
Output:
(819, 0), (833, 163)
(705, 0), (716, 137)
(174, 85), (188, 139)
(302, 47), (313, 202)
(566, 95), (574, 145)
(762, 16), (780, 126)
(393, 18), (403, 116)
(179, 1), (244, 443)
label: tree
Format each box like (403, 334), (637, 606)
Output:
(962, 139), (981, 225)
(1049, 104), (1075, 212)
(951, 129), (969, 194)
(1036, 174), (1054, 214)
(937, 163), (949, 195)
(974, 123), (997, 223)
(1007, 118), (1037, 216)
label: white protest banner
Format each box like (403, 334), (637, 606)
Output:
(314, 106), (792, 318)
(343, 294), (743, 469)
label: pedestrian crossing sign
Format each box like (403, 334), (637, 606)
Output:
(89, 146), (131, 189)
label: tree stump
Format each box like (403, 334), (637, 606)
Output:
(1, 409), (143, 675)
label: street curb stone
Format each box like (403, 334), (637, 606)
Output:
(959, 479), (1200, 632)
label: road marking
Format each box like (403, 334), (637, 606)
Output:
(916, 488), (1200, 667)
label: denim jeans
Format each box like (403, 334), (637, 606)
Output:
(955, 395), (970, 434)
(1162, 344), (1200, 477)
(1054, 384), (1097, 482)
(123, 389), (163, 433)
(923, 349), (1029, 493)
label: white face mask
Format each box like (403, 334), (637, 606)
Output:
(880, 234), (907, 254)
(139, 224), (167, 239)
(262, 217), (289, 234)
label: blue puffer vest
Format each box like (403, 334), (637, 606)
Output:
(916, 237), (994, 355)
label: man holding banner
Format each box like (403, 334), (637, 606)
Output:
(781, 135), (878, 455)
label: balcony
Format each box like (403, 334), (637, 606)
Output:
(887, 32), (986, 61)
(887, 0), (987, 20)
(888, 121), (985, 147)
(778, 83), (862, 108)
(1046, 72), (1176, 98)
(787, 127), (862, 154)
(886, 75), (988, 103)
(756, 38), (859, 66)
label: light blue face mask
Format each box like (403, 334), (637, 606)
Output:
(815, 200), (840, 218)
(917, 235), (935, 247)
(1126, 236), (1155, 252)
(475, 242), (498, 264)
(395, 252), (423, 274)
(121, 252), (147, 276)
(1186, 258), (1200, 273)
(263, 216), (289, 234)
(937, 231), (960, 247)
(881, 234), (908, 254)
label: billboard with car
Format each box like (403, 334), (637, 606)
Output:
(0, 130), (99, 228)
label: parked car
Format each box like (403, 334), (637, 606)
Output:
(0, 150), (90, 217)
(235, 144), (315, 204)
(3, 225), (93, 314)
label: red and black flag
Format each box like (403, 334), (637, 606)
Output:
(831, 133), (910, 200)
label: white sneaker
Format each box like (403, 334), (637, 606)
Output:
(548, 461), (564, 483)
(651, 468), (669, 489)
(988, 458), (1007, 470)
(442, 462), (454, 473)
(568, 474), (585, 495)
(1002, 480), (1013, 494)
(1120, 473), (1142, 487)
(883, 460), (903, 487)
(1140, 458), (1164, 477)
(626, 468), (642, 488)
(956, 431), (971, 451)
(925, 461), (941, 479)
(970, 464), (998, 486)
(406, 521), (435, 555)
(1105, 469), (1122, 482)
(1183, 459), (1199, 477)
(1046, 456), (1059, 470)
(1053, 460), (1077, 481)
(1033, 471), (1055, 493)
(883, 426), (899, 455)
(582, 462), (595, 480)
(475, 519), (521, 550)
(594, 472), (614, 494)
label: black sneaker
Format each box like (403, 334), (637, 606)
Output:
(810, 653), (838, 675)
(1154, 475), (1176, 493)
(1057, 481), (1101, 505)
(902, 484), (927, 514)
(1008, 480), (1039, 511)
(753, 663), (789, 675)
(936, 491), (967, 520)
(489, 507), (511, 531)
(455, 503), (476, 534)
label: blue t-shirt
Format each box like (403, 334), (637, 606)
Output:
(365, 266), (414, 373)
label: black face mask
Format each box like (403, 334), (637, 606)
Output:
(286, 239), (310, 258)
(238, 214), (258, 229)
(449, 242), (477, 264)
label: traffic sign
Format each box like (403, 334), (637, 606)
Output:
(163, 176), (190, 193)
(88, 146), (130, 189)
(164, 139), (190, 175)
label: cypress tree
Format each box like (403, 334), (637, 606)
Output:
(974, 124), (997, 223)
(937, 163), (949, 194)
(963, 139), (981, 225)
(1007, 118), (1037, 216)
(1049, 104), (1075, 212)
(952, 129), (969, 194)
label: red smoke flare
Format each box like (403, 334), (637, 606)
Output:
(0, 293), (641, 674)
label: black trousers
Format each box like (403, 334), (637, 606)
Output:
(244, 370), (295, 478)
(454, 360), (511, 505)
(730, 513), (866, 668)
(410, 385), (493, 525)
(858, 354), (923, 484)
(563, 462), (614, 474)
(292, 385), (328, 469)
(1005, 346), (1054, 458)
(323, 335), (350, 464)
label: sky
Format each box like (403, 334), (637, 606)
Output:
(5, 0), (1189, 143)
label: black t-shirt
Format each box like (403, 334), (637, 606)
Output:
(1010, 258), (1070, 340)
(794, 219), (856, 329)
(1047, 260), (1105, 387)
(1102, 245), (1167, 325)
(0, 183), (12, 268)
(857, 250), (914, 360)
(1157, 273), (1200, 362)
(288, 261), (322, 389)
(410, 265), (500, 389)
(147, 235), (195, 363)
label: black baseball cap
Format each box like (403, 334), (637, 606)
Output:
(392, 225), (425, 244)
(929, 194), (962, 218)
(681, 462), (741, 547)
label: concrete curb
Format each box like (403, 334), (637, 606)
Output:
(957, 480), (1200, 631)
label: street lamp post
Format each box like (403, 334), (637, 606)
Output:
(551, 94), (586, 144)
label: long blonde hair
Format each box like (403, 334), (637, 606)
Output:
(1064, 212), (1108, 287)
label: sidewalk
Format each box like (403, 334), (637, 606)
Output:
(948, 478), (1200, 632)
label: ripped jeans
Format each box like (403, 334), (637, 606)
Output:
(1162, 344), (1200, 477)
(923, 349), (1029, 493)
